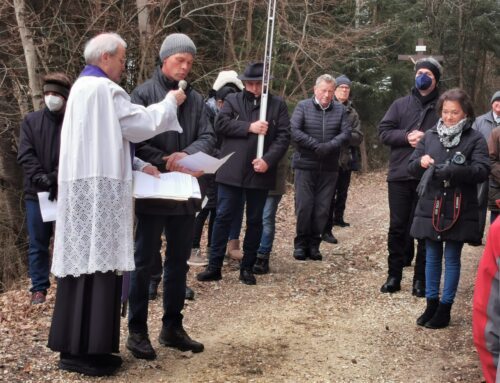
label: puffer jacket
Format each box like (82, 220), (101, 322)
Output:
(17, 108), (63, 200)
(132, 66), (216, 215)
(291, 97), (351, 172)
(408, 121), (490, 243)
(379, 88), (440, 182)
(215, 90), (290, 190)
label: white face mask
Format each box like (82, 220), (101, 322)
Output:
(44, 94), (65, 112)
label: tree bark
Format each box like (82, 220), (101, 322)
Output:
(13, 0), (42, 111)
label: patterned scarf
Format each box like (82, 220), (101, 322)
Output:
(436, 118), (467, 148)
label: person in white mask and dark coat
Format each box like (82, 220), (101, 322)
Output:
(17, 73), (72, 305)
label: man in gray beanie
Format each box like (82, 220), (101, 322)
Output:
(127, 32), (215, 360)
(378, 56), (443, 298)
(473, 90), (500, 231)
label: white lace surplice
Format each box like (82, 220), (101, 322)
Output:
(52, 177), (134, 277)
(51, 76), (181, 278)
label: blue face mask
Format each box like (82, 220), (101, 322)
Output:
(415, 73), (433, 90)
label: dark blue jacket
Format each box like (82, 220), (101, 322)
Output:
(291, 97), (351, 172)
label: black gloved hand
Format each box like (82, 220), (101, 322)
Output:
(433, 164), (452, 181)
(33, 173), (56, 189)
(48, 184), (58, 201)
(315, 143), (331, 159)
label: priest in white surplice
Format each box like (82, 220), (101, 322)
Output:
(47, 32), (185, 377)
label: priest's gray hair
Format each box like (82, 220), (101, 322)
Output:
(315, 74), (336, 87)
(84, 33), (127, 65)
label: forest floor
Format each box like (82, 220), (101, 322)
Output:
(0, 170), (487, 383)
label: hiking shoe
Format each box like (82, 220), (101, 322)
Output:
(126, 332), (156, 360)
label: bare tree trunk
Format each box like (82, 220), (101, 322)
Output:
(224, 2), (238, 65)
(13, 0), (42, 111)
(457, 3), (464, 89)
(244, 0), (254, 61)
(136, 0), (153, 83)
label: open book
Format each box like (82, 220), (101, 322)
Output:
(133, 171), (201, 200)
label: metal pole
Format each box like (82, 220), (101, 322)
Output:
(257, 0), (277, 159)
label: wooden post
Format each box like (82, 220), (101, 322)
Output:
(398, 38), (444, 64)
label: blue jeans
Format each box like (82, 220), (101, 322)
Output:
(257, 195), (282, 257)
(128, 213), (194, 333)
(25, 199), (53, 292)
(425, 239), (464, 304)
(210, 184), (268, 270)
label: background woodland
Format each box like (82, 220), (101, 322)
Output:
(0, 0), (498, 289)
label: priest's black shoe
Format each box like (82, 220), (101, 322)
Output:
(159, 325), (204, 353)
(293, 248), (307, 261)
(59, 354), (118, 376)
(380, 276), (401, 293)
(253, 257), (269, 274)
(308, 248), (323, 261)
(185, 286), (195, 300)
(196, 266), (222, 282)
(412, 280), (426, 298)
(239, 269), (257, 285)
(321, 232), (338, 244)
(126, 332), (157, 360)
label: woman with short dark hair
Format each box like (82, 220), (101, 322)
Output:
(408, 88), (490, 329)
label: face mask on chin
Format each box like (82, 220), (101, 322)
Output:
(44, 94), (65, 112)
(415, 73), (433, 91)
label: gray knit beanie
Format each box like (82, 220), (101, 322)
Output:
(335, 75), (352, 87)
(491, 91), (500, 104)
(159, 33), (196, 61)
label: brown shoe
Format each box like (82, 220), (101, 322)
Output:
(31, 291), (47, 304)
(227, 239), (243, 260)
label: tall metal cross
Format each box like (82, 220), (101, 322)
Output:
(398, 38), (444, 64)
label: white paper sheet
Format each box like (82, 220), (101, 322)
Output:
(133, 171), (201, 200)
(176, 151), (234, 174)
(37, 192), (57, 222)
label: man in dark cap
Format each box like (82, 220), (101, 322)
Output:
(17, 72), (72, 305)
(378, 57), (443, 297)
(127, 32), (215, 360)
(196, 62), (290, 285)
(322, 74), (363, 244)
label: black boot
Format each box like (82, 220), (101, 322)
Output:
(416, 298), (439, 326)
(412, 280), (426, 298)
(239, 269), (257, 285)
(425, 302), (452, 329)
(159, 325), (204, 353)
(308, 247), (323, 261)
(196, 266), (222, 282)
(253, 256), (269, 274)
(380, 276), (401, 293)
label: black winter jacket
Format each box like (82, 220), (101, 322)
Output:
(17, 108), (63, 200)
(291, 97), (351, 172)
(379, 88), (440, 182)
(408, 121), (490, 243)
(215, 90), (290, 190)
(132, 67), (216, 215)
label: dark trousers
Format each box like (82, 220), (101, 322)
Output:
(128, 213), (194, 333)
(477, 180), (489, 241)
(25, 199), (53, 293)
(294, 169), (338, 250)
(209, 184), (268, 270)
(192, 207), (216, 248)
(387, 180), (425, 281)
(325, 167), (352, 233)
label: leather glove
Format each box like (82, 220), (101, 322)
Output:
(315, 143), (331, 159)
(33, 173), (56, 189)
(48, 184), (58, 201)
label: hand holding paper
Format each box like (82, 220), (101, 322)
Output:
(176, 151), (234, 174)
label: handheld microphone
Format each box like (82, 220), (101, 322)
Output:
(178, 80), (187, 91)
